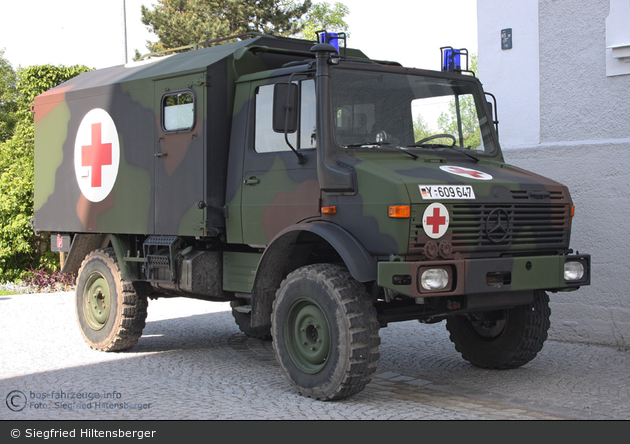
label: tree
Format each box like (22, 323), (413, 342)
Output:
(413, 114), (432, 142)
(0, 49), (18, 143)
(140, 0), (313, 54)
(296, 2), (350, 41)
(0, 64), (91, 282)
(437, 94), (481, 149)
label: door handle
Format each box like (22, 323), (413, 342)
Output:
(154, 152), (168, 158)
(244, 176), (260, 185)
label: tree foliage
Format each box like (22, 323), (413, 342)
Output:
(413, 114), (432, 142)
(296, 2), (350, 41)
(0, 62), (91, 282)
(437, 95), (481, 149)
(140, 0), (313, 54)
(0, 49), (18, 143)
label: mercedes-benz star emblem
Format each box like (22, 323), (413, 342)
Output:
(485, 208), (511, 243)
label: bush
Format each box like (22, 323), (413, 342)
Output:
(21, 267), (75, 293)
(0, 62), (91, 282)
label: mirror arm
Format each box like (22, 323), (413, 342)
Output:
(283, 73), (306, 164)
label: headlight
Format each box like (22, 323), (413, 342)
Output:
(421, 268), (449, 290)
(564, 261), (585, 281)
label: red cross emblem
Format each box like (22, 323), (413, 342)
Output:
(426, 206), (446, 234)
(422, 203), (449, 239)
(440, 165), (493, 180)
(447, 167), (485, 179)
(74, 108), (120, 203)
(81, 123), (112, 188)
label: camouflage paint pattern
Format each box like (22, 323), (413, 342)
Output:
(34, 36), (336, 238)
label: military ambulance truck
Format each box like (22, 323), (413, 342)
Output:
(32, 32), (590, 401)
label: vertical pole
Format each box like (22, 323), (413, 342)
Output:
(123, 0), (128, 64)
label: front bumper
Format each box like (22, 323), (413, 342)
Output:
(377, 254), (591, 298)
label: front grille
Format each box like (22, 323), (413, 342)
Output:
(409, 203), (571, 257)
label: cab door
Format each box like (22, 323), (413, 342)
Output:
(241, 79), (320, 246)
(154, 74), (206, 235)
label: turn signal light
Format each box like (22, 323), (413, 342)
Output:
(321, 206), (337, 214)
(570, 206), (575, 217)
(388, 205), (411, 218)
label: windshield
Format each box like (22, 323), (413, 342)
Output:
(331, 68), (497, 156)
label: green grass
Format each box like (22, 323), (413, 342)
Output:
(0, 290), (16, 295)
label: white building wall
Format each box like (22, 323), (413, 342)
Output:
(478, 0), (630, 348)
(477, 0), (540, 147)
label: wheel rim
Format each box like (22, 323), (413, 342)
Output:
(285, 298), (331, 374)
(82, 273), (111, 331)
(468, 311), (507, 339)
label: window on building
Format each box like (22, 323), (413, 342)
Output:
(606, 0), (630, 76)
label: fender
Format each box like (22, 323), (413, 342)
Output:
(62, 233), (109, 276)
(249, 221), (376, 328)
(270, 221), (377, 283)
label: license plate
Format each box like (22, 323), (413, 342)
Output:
(419, 185), (476, 200)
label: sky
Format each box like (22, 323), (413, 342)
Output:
(0, 0), (477, 71)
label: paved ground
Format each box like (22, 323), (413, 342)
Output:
(1, 291), (628, 421)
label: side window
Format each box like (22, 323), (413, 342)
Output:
(300, 80), (317, 149)
(255, 79), (316, 153)
(163, 91), (195, 132)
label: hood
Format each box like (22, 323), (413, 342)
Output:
(351, 153), (571, 205)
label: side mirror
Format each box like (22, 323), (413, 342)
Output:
(273, 83), (298, 133)
(485, 92), (499, 139)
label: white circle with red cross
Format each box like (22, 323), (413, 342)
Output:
(422, 203), (450, 239)
(74, 108), (120, 202)
(440, 165), (493, 180)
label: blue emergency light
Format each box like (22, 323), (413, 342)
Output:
(440, 47), (469, 73)
(319, 31), (339, 51)
(316, 30), (347, 56)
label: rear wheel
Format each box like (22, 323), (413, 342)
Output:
(271, 264), (380, 401)
(75, 248), (148, 351)
(446, 290), (550, 369)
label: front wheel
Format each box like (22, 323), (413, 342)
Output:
(75, 248), (148, 352)
(446, 290), (551, 369)
(271, 264), (380, 401)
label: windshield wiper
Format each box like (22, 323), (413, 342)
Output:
(343, 141), (392, 148)
(381, 147), (418, 159)
(408, 143), (479, 162)
(447, 146), (480, 162)
(344, 142), (418, 159)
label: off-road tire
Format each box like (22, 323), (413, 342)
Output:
(231, 299), (272, 341)
(271, 264), (380, 401)
(446, 290), (551, 369)
(75, 248), (148, 352)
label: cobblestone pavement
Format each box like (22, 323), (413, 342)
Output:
(1, 292), (628, 420)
